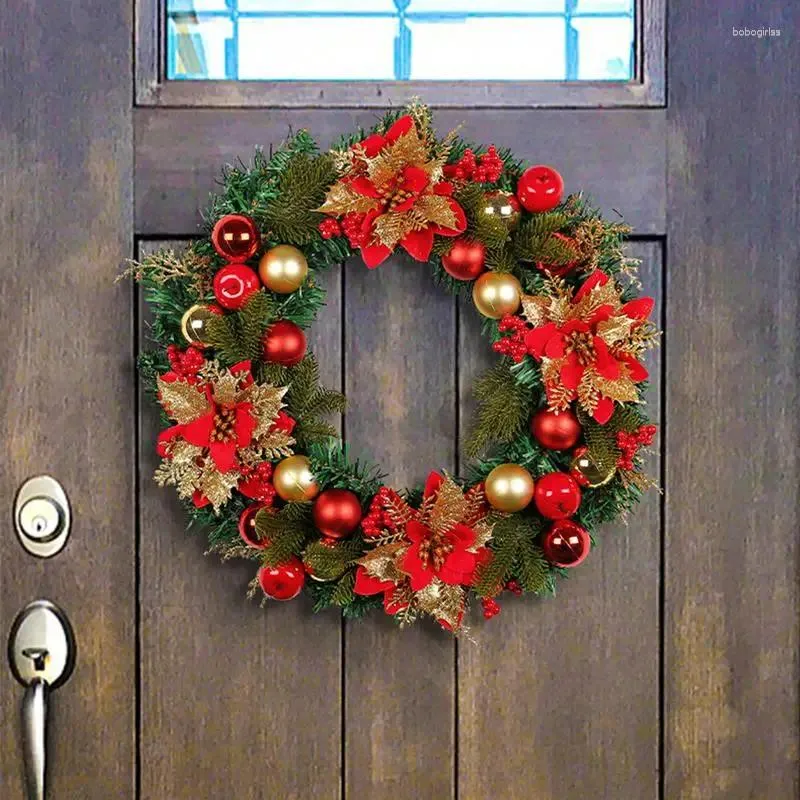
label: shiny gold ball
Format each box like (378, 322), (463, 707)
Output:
(481, 191), (521, 230)
(472, 272), (522, 319)
(570, 451), (616, 488)
(180, 303), (221, 348)
(273, 455), (319, 502)
(258, 245), (309, 294)
(484, 463), (535, 512)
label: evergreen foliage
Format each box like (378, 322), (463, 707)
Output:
(205, 291), (273, 364)
(466, 361), (534, 458)
(256, 502), (315, 566)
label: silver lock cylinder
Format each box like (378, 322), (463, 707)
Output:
(14, 476), (71, 558)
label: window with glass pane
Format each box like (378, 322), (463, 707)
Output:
(166, 0), (635, 82)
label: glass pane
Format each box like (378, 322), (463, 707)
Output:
(408, 19), (565, 80)
(572, 17), (633, 80)
(165, 0), (636, 81)
(238, 18), (396, 80)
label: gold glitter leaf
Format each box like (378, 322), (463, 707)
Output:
(157, 377), (210, 423)
(245, 383), (289, 439)
(596, 314), (635, 347)
(521, 294), (550, 328)
(594, 375), (640, 404)
(415, 193), (458, 231)
(429, 475), (469, 537)
(358, 542), (406, 584)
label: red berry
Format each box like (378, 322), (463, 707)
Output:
(481, 597), (501, 619)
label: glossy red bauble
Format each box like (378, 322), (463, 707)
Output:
(517, 165), (564, 213)
(262, 320), (307, 366)
(238, 504), (269, 549)
(441, 239), (487, 281)
(531, 408), (582, 450)
(211, 214), (259, 262)
(258, 556), (306, 601)
(213, 264), (261, 310)
(534, 472), (582, 519)
(542, 520), (591, 568)
(312, 489), (363, 539)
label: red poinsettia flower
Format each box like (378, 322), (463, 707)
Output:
(353, 169), (466, 268)
(353, 567), (408, 615)
(158, 386), (257, 473)
(397, 472), (482, 591)
(525, 271), (654, 424)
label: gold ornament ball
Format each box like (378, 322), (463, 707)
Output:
(273, 455), (320, 502)
(258, 245), (309, 294)
(472, 272), (522, 319)
(482, 191), (521, 230)
(570, 451), (616, 488)
(484, 463), (535, 512)
(180, 303), (221, 348)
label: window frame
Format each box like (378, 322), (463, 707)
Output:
(135, 0), (665, 107)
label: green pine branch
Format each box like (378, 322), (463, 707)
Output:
(204, 291), (273, 364)
(256, 501), (315, 566)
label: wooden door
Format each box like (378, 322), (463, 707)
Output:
(1, 2), (798, 799)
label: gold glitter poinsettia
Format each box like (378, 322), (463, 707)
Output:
(155, 359), (294, 511)
(318, 104), (467, 268)
(353, 473), (494, 631)
(522, 271), (659, 423)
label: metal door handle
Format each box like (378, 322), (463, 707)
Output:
(21, 677), (48, 800)
(8, 601), (76, 800)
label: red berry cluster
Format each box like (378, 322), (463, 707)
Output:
(361, 486), (404, 538)
(492, 315), (529, 363)
(481, 597), (501, 619)
(446, 146), (505, 183)
(167, 345), (205, 378)
(318, 218), (342, 239)
(341, 212), (370, 248)
(505, 580), (523, 596)
(616, 425), (657, 470)
(238, 462), (277, 504)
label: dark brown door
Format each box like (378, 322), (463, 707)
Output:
(1, 2), (798, 799)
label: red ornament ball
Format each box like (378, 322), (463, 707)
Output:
(238, 504), (269, 549)
(211, 214), (259, 262)
(517, 165), (564, 213)
(213, 264), (261, 310)
(312, 489), (363, 539)
(258, 556), (306, 601)
(262, 320), (307, 366)
(534, 472), (582, 519)
(542, 520), (591, 568)
(441, 239), (487, 281)
(531, 408), (582, 450)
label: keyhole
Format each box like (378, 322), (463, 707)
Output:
(22, 647), (49, 673)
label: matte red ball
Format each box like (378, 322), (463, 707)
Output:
(258, 556), (305, 601)
(312, 489), (363, 539)
(238, 504), (269, 549)
(531, 408), (582, 450)
(213, 264), (261, 310)
(262, 320), (307, 366)
(517, 165), (564, 213)
(542, 520), (591, 568)
(534, 472), (582, 519)
(441, 239), (487, 281)
(211, 214), (259, 262)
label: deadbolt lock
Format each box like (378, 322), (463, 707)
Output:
(14, 476), (71, 558)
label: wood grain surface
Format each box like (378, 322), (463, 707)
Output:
(134, 108), (667, 237)
(458, 242), (663, 800)
(138, 243), (344, 800)
(0, 0), (134, 797)
(343, 255), (458, 800)
(664, 2), (800, 798)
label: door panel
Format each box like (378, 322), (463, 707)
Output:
(137, 240), (661, 799)
(0, 0), (135, 797)
(138, 243), (343, 799)
(134, 108), (667, 237)
(458, 241), (662, 800)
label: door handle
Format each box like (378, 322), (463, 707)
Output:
(7, 600), (76, 800)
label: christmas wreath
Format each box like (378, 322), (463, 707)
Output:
(127, 102), (659, 633)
